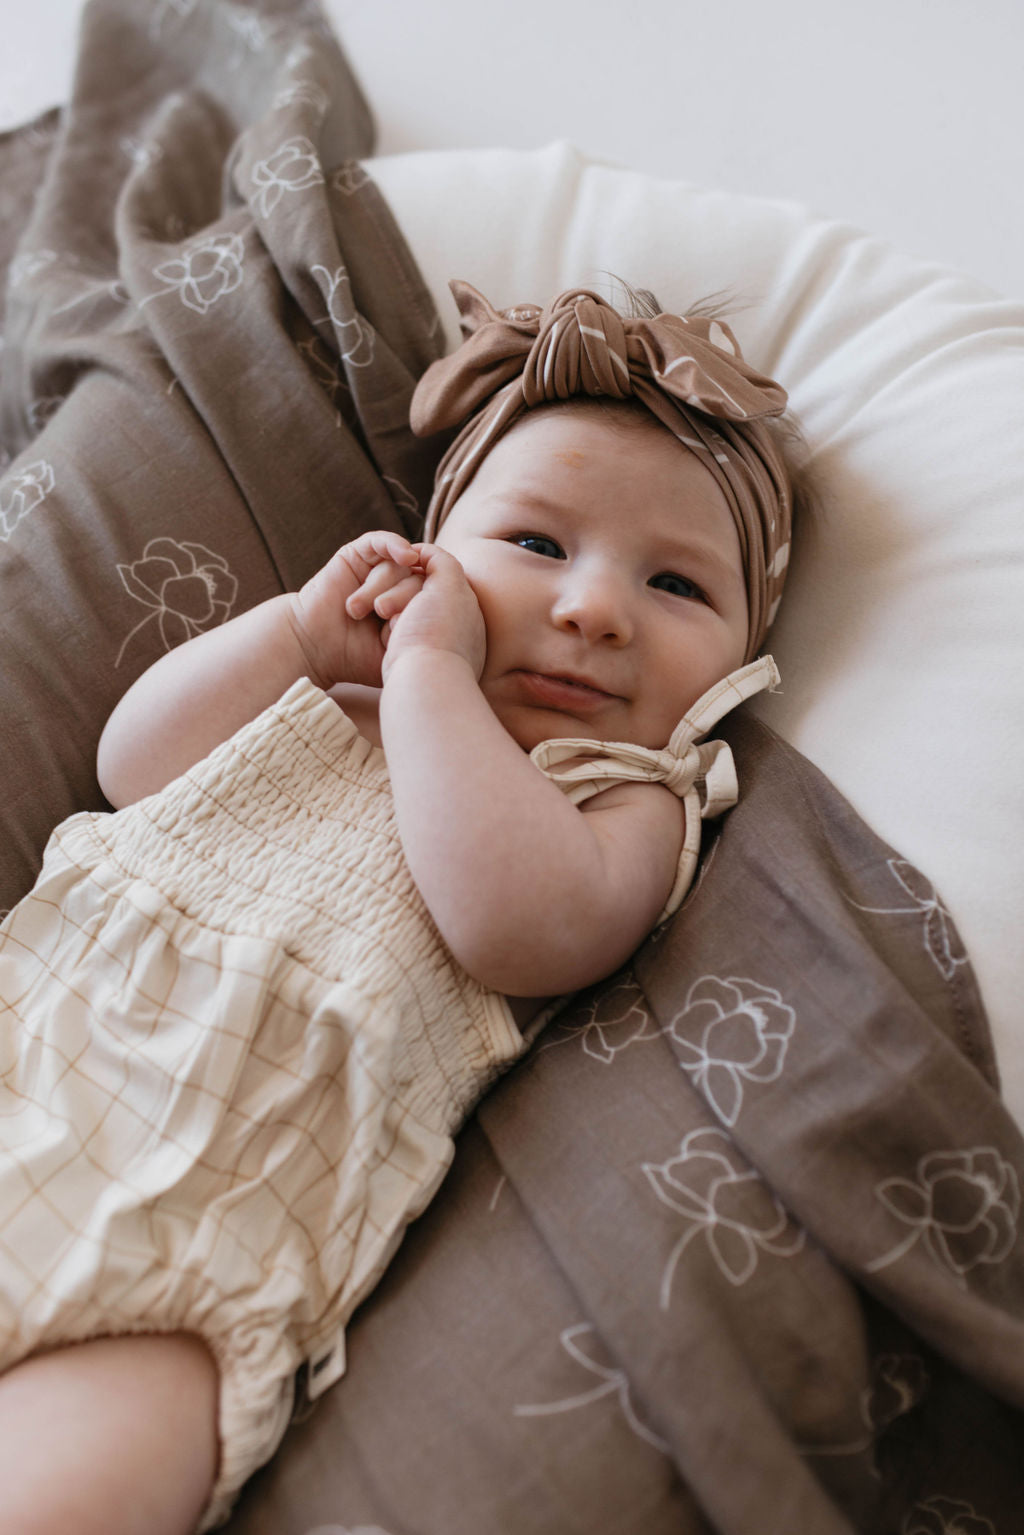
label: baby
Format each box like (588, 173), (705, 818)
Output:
(0, 282), (798, 1534)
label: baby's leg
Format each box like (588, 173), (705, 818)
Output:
(0, 1332), (219, 1535)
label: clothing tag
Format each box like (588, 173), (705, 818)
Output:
(306, 1330), (347, 1399)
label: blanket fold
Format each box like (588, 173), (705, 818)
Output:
(228, 717), (1024, 1535)
(0, 0), (444, 913)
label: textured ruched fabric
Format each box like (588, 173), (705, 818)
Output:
(0, 682), (524, 1528)
(411, 282), (795, 661)
(0, 662), (775, 1525)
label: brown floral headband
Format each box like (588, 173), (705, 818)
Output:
(410, 280), (794, 661)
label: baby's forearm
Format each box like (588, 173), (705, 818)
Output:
(97, 594), (311, 807)
(381, 649), (656, 996)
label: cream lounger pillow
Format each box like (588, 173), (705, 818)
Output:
(369, 142), (1024, 1126)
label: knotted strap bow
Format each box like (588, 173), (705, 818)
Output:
(531, 657), (781, 922)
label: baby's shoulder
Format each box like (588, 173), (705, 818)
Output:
(578, 776), (685, 835)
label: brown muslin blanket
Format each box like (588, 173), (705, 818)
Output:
(1, 4), (1022, 1533)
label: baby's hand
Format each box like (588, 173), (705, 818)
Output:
(376, 543), (487, 683)
(290, 530), (424, 689)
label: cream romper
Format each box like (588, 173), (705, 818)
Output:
(0, 656), (776, 1528)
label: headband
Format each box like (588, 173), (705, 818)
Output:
(410, 280), (794, 661)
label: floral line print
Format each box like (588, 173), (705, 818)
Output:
(52, 277), (131, 320)
(902, 1493), (996, 1535)
(799, 1351), (929, 1458)
(332, 162), (370, 197)
(847, 858), (968, 982)
(541, 978), (662, 1065)
(296, 335), (352, 425)
(0, 460), (55, 542)
(866, 1146), (1019, 1286)
(115, 538), (239, 668)
(542, 970), (796, 1133)
(273, 80), (330, 118)
(643, 1126), (805, 1305)
(251, 136), (324, 217)
(667, 975), (795, 1127)
(146, 232), (245, 316)
(310, 265), (375, 367)
(513, 1323), (669, 1453)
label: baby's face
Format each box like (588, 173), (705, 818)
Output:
(434, 403), (749, 751)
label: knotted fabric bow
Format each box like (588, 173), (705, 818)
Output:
(410, 281), (795, 661)
(531, 657), (780, 921)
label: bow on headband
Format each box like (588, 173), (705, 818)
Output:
(411, 281), (795, 661)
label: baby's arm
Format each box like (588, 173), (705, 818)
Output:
(97, 532), (420, 807)
(376, 549), (685, 998)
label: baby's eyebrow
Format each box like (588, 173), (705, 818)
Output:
(659, 535), (732, 565)
(485, 488), (567, 516)
(650, 536), (744, 587)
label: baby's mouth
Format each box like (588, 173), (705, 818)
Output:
(513, 670), (618, 711)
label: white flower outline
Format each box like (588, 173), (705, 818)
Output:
(310, 264), (375, 366)
(668, 974), (795, 1126)
(148, 232), (245, 316)
(115, 537), (238, 667)
(867, 1146), (1019, 1285)
(251, 136), (324, 216)
(0, 460), (55, 542)
(902, 1493), (996, 1534)
(643, 1126), (805, 1304)
(332, 162), (370, 197)
(273, 80), (330, 117)
(513, 1322), (668, 1453)
(848, 858), (968, 982)
(52, 276), (130, 319)
(542, 978), (661, 1064)
(799, 1351), (930, 1459)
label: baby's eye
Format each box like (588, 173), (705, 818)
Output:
(510, 534), (565, 559)
(650, 571), (704, 601)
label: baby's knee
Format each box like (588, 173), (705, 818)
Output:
(0, 1332), (220, 1535)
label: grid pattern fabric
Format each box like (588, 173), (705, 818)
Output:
(0, 668), (762, 1523)
(0, 680), (524, 1522)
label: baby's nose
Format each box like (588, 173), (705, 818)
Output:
(552, 564), (633, 644)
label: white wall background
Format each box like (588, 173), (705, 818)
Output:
(1, 0), (1020, 300)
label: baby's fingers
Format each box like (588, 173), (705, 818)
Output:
(341, 530), (418, 594)
(366, 572), (425, 622)
(346, 557), (422, 620)
(347, 529), (418, 566)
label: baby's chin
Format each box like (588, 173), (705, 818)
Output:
(485, 678), (695, 752)
(495, 706), (666, 754)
